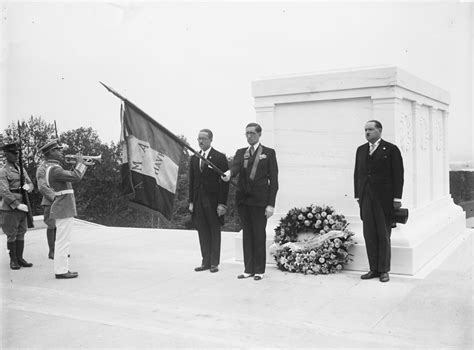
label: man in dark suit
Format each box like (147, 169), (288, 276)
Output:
(189, 129), (229, 273)
(222, 123), (278, 281)
(354, 120), (404, 282)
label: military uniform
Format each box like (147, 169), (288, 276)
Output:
(0, 143), (34, 269)
(47, 159), (87, 276)
(37, 139), (87, 279)
(36, 159), (58, 259)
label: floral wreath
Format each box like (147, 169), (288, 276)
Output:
(270, 205), (355, 275)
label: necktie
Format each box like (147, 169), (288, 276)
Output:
(249, 146), (255, 157)
(369, 143), (376, 155)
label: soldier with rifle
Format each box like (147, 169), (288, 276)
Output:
(0, 141), (34, 270)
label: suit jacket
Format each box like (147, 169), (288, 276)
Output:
(354, 139), (404, 218)
(189, 147), (229, 206)
(230, 145), (278, 207)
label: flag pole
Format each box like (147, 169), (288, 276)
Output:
(99, 81), (240, 190)
(54, 120), (59, 139)
(17, 121), (34, 228)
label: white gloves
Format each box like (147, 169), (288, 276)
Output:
(22, 183), (33, 193)
(265, 206), (274, 219)
(17, 204), (29, 212)
(221, 170), (231, 182)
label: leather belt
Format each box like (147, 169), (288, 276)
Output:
(55, 189), (74, 196)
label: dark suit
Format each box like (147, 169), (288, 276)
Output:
(189, 148), (229, 267)
(230, 144), (278, 274)
(354, 139), (404, 272)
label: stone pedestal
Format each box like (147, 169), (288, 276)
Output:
(235, 66), (465, 275)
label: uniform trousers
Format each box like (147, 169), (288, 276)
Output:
(192, 189), (221, 267)
(54, 217), (74, 274)
(361, 186), (392, 273)
(2, 210), (27, 242)
(238, 204), (267, 275)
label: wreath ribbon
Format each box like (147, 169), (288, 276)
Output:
(270, 230), (347, 254)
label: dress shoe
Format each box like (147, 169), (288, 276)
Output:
(379, 272), (390, 282)
(194, 265), (210, 272)
(254, 274), (264, 281)
(18, 258), (33, 267)
(47, 253), (69, 260)
(361, 271), (380, 279)
(55, 271), (79, 279)
(10, 261), (20, 270)
(210, 266), (219, 273)
(237, 273), (254, 279)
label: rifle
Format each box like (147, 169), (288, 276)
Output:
(17, 121), (34, 228)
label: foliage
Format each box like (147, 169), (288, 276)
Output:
(271, 205), (355, 275)
(1, 117), (241, 230)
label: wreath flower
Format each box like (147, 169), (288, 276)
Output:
(270, 204), (355, 275)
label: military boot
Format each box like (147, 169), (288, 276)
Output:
(16, 240), (33, 267)
(7, 241), (20, 270)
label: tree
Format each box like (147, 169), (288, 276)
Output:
(2, 119), (241, 231)
(58, 128), (195, 229)
(58, 127), (123, 223)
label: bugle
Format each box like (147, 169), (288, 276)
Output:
(65, 154), (102, 166)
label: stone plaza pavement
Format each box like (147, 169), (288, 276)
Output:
(1, 220), (472, 349)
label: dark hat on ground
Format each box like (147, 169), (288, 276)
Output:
(39, 139), (62, 154)
(2, 142), (19, 153)
(392, 207), (409, 224)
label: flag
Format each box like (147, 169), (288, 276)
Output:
(120, 102), (184, 220)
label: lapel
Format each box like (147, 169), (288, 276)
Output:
(199, 148), (214, 174)
(255, 144), (264, 165)
(207, 148), (215, 164)
(360, 143), (369, 165)
(193, 154), (201, 175)
(372, 140), (387, 160)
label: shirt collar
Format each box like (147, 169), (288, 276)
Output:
(249, 142), (260, 151)
(369, 138), (382, 147)
(200, 147), (212, 158)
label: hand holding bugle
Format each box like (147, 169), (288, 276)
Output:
(65, 154), (102, 166)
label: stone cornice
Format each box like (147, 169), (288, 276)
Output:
(252, 66), (450, 105)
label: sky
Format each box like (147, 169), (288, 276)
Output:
(1, 1), (472, 161)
